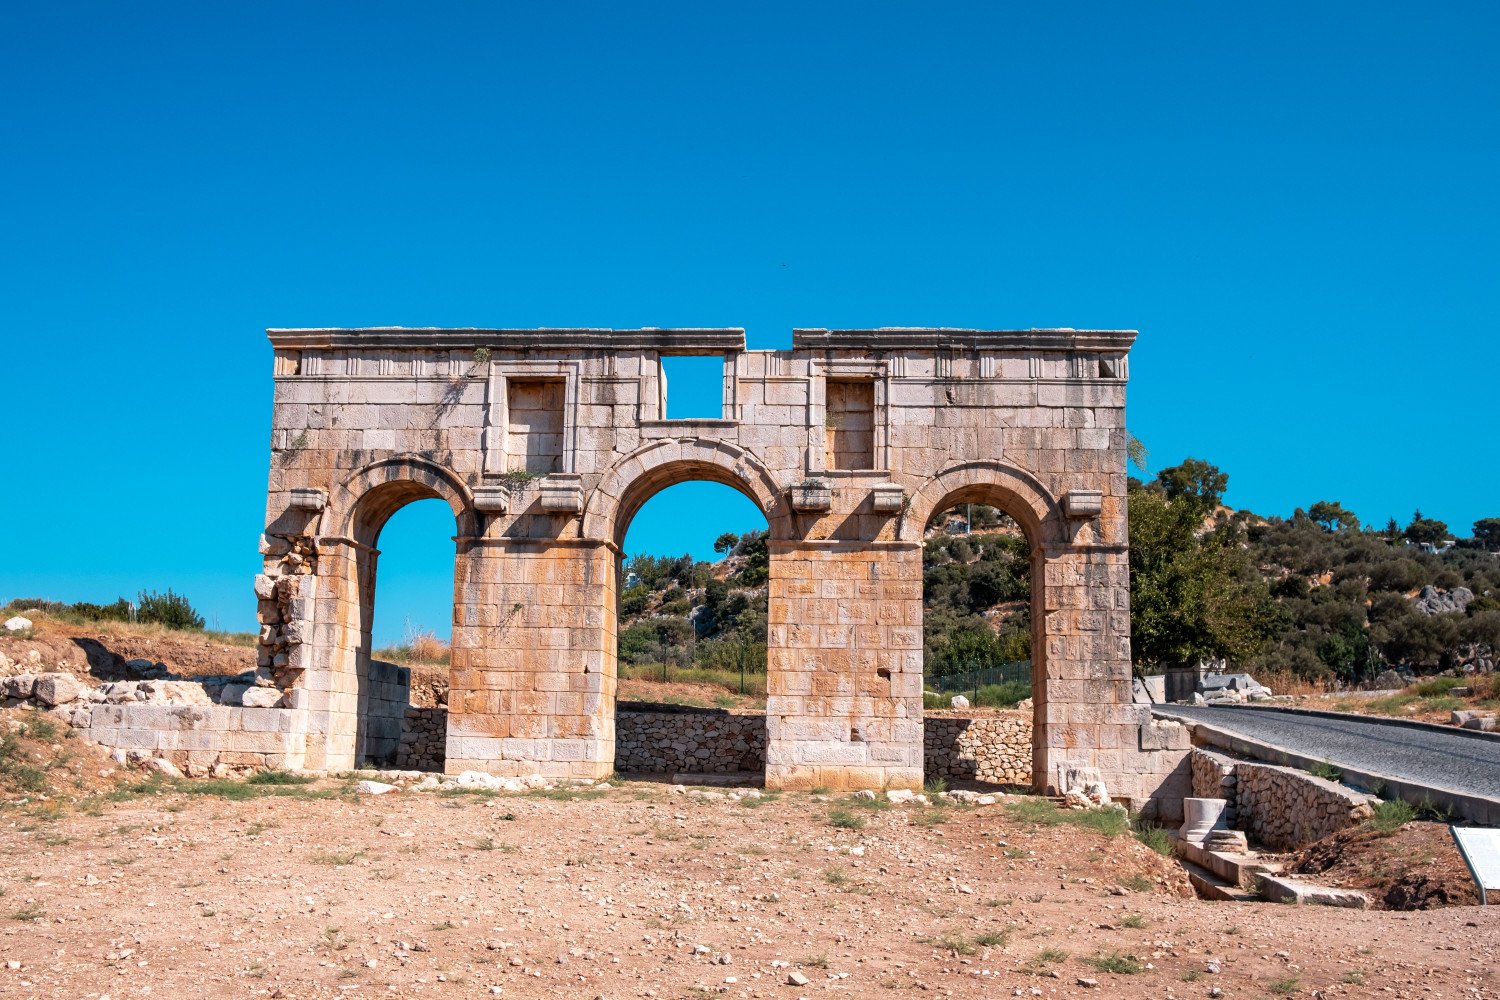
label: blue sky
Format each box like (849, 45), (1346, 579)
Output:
(1, 3), (1495, 644)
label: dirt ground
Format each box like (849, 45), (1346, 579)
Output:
(1287, 821), (1482, 910)
(1295, 683), (1500, 728)
(2, 725), (1497, 999)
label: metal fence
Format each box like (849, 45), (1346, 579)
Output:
(931, 660), (1032, 697)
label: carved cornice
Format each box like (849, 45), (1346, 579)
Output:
(792, 328), (1137, 353)
(267, 328), (747, 354)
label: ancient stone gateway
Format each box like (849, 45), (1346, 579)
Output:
(256, 326), (1184, 805)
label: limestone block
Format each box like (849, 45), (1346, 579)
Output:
(34, 673), (81, 707)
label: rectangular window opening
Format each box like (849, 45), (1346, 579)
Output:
(506, 379), (565, 474)
(826, 379), (875, 470)
(660, 354), (727, 419)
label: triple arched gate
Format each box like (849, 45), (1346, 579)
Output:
(255, 326), (1181, 807)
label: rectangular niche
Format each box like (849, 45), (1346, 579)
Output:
(506, 379), (565, 474)
(825, 379), (875, 470)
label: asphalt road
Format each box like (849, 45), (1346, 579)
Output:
(1156, 705), (1500, 800)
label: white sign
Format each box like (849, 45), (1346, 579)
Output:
(1451, 827), (1500, 905)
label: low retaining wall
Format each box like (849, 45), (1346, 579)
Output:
(924, 713), (1032, 785)
(610, 709), (1034, 783)
(1190, 747), (1375, 850)
(397, 706), (447, 771)
(75, 701), (1037, 785)
(87, 704), (308, 772)
(614, 710), (766, 774)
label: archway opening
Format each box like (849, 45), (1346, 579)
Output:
(365, 497), (456, 770)
(345, 485), (461, 771)
(613, 478), (770, 779)
(920, 495), (1043, 791)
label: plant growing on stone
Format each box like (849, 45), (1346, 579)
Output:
(1309, 759), (1343, 782)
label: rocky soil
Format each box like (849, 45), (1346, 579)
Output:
(1, 712), (1496, 999)
(0, 613), (257, 683)
(1288, 821), (1482, 910)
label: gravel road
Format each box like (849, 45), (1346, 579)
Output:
(1157, 705), (1500, 800)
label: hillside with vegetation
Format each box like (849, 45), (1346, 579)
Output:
(1128, 457), (1500, 687)
(6, 467), (1496, 700)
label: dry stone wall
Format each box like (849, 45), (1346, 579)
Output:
(397, 706), (447, 771)
(610, 708), (1034, 784)
(924, 712), (1032, 785)
(615, 710), (766, 774)
(1190, 748), (1375, 850)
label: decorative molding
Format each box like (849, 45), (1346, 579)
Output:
(482, 359), (581, 477)
(288, 488), (327, 513)
(539, 474), (585, 513)
(472, 488), (510, 513)
(789, 483), (832, 512)
(268, 327), (747, 353)
(870, 483), (906, 514)
(1063, 489), (1104, 517)
(792, 328), (1138, 353)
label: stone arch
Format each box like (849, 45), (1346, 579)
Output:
(583, 438), (790, 549)
(901, 461), (1069, 793)
(335, 454), (476, 548)
(899, 460), (1063, 548)
(313, 455), (474, 770)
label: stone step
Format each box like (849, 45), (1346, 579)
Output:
(1175, 837), (1281, 888)
(670, 772), (763, 787)
(1179, 859), (1257, 902)
(1258, 875), (1370, 909)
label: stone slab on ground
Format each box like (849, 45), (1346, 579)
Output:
(1259, 874), (1370, 909)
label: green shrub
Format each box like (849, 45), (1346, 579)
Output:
(136, 589), (204, 631)
(1075, 808), (1130, 838)
(1309, 759), (1343, 782)
(1083, 950), (1142, 975)
(1414, 676), (1464, 697)
(827, 809), (864, 830)
(1267, 973), (1302, 995)
(1367, 799), (1415, 831)
(1132, 821), (1171, 856)
(1417, 796), (1455, 822)
(976, 680), (1031, 707)
(246, 770), (315, 786)
(1006, 797), (1129, 838)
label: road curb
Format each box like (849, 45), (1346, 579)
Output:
(1150, 709), (1500, 827)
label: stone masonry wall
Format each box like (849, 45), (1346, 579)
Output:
(257, 326), (1171, 798)
(397, 706), (447, 771)
(1190, 748), (1375, 850)
(87, 704), (307, 773)
(924, 713), (1032, 785)
(615, 711), (766, 774)
(362, 658), (410, 766)
(612, 709), (1033, 784)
